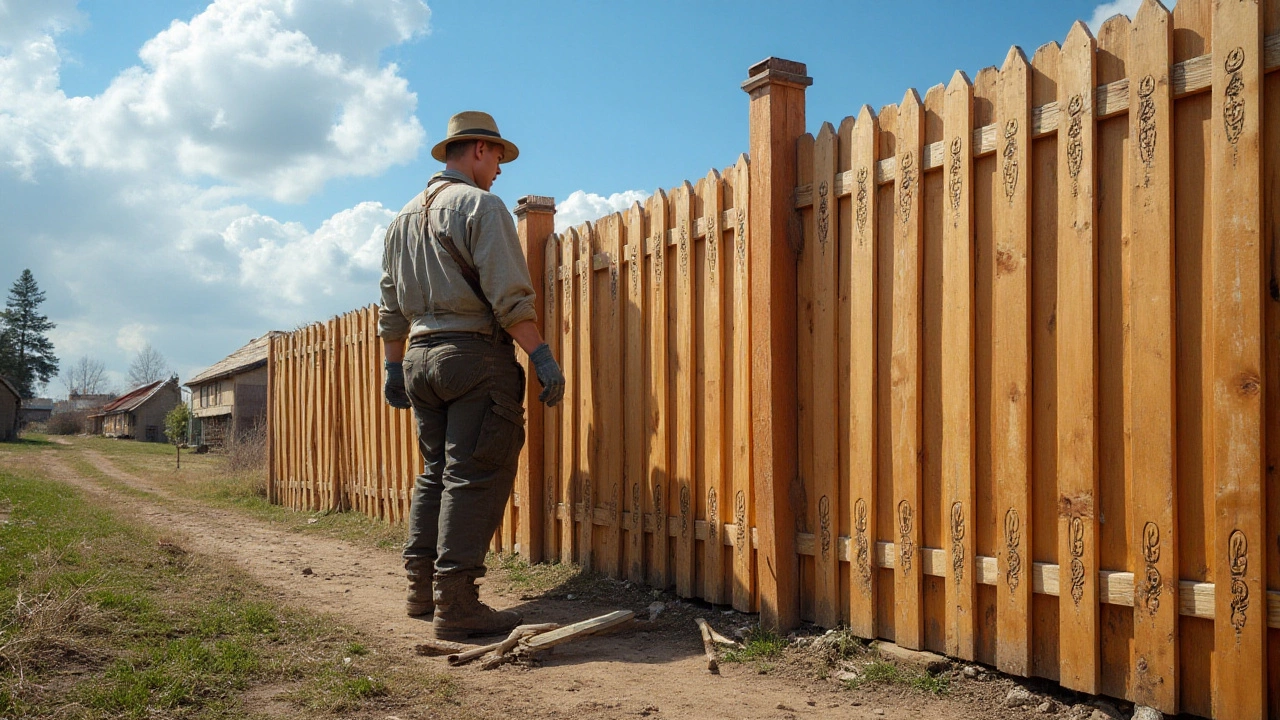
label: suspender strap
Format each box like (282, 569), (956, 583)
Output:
(421, 179), (507, 343)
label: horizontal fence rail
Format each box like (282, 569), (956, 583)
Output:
(267, 1), (1277, 716)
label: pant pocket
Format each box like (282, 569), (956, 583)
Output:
(472, 392), (526, 469)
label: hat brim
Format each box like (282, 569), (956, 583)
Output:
(430, 134), (520, 164)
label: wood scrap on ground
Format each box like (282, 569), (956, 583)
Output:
(420, 610), (635, 670)
(695, 618), (720, 673)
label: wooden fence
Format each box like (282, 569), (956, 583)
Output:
(268, 0), (1279, 716)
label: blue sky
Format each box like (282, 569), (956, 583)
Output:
(0, 0), (1147, 396)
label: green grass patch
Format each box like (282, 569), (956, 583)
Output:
(485, 552), (582, 596)
(0, 462), (453, 718)
(721, 626), (787, 666)
(844, 659), (951, 696)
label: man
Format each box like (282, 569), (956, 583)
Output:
(378, 111), (565, 641)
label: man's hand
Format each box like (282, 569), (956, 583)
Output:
(529, 343), (565, 407)
(384, 361), (411, 409)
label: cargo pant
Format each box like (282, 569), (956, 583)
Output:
(401, 332), (526, 579)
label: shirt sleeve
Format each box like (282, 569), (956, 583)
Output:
(377, 218), (411, 341)
(470, 196), (537, 329)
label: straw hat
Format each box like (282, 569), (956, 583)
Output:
(430, 110), (519, 163)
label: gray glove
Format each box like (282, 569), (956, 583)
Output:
(529, 343), (565, 407)
(384, 361), (411, 409)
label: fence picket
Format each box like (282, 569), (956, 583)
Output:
(673, 183), (696, 598)
(700, 170), (727, 604)
(729, 157), (755, 612)
(647, 190), (671, 589)
(542, 234), (562, 561)
(559, 231), (578, 565)
(595, 213), (624, 577)
(624, 203), (648, 583)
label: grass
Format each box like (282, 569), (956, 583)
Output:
(486, 552), (582, 595)
(844, 659), (952, 696)
(0, 458), (456, 718)
(721, 626), (787, 673)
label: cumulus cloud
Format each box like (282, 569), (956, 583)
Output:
(1087, 0), (1175, 31)
(555, 189), (650, 233)
(0, 0), (430, 391)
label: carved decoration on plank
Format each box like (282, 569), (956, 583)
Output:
(679, 220), (689, 277)
(897, 500), (915, 573)
(707, 488), (718, 544)
(948, 137), (963, 221)
(652, 232), (664, 289)
(545, 266), (556, 324)
(632, 483), (641, 529)
(679, 484), (690, 538)
(818, 495), (832, 560)
(1002, 119), (1019, 204)
(736, 208), (747, 272)
(854, 498), (871, 589)
(898, 153), (916, 225)
(855, 167), (869, 242)
(581, 475), (592, 523)
(706, 215), (718, 284)
(735, 490), (747, 557)
(1066, 94), (1085, 197)
(950, 501), (965, 586)
(817, 180), (830, 254)
(562, 263), (572, 336)
(1141, 521), (1162, 615)
(628, 244), (639, 292)
(1069, 515), (1086, 605)
(1223, 48), (1246, 154)
(609, 256), (619, 306)
(653, 482), (664, 535)
(1004, 508), (1022, 592)
(1137, 75), (1157, 177)
(1228, 529), (1249, 636)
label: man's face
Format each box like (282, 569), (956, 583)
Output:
(474, 141), (504, 191)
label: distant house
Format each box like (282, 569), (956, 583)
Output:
(186, 332), (282, 447)
(54, 392), (116, 415)
(19, 397), (54, 425)
(0, 377), (19, 441)
(89, 377), (182, 442)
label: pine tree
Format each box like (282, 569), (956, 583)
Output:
(0, 269), (60, 397)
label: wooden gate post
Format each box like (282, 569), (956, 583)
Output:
(515, 195), (556, 563)
(742, 58), (810, 632)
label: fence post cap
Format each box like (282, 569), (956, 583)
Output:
(515, 195), (557, 218)
(742, 57), (812, 94)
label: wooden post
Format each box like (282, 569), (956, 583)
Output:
(743, 57), (810, 632)
(515, 194), (556, 563)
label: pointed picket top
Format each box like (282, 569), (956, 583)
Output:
(1002, 45), (1031, 72)
(706, 167), (722, 185)
(735, 152), (750, 168)
(837, 115), (856, 141)
(923, 83), (946, 107)
(1098, 12), (1132, 45)
(1134, 0), (1171, 29)
(817, 121), (838, 142)
(1032, 41), (1061, 66)
(975, 65), (1000, 87)
(947, 69), (974, 93)
(855, 103), (878, 131)
(1065, 19), (1096, 48)
(901, 87), (923, 110)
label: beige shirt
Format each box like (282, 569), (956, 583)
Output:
(378, 170), (537, 341)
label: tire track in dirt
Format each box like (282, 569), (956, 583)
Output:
(38, 445), (961, 720)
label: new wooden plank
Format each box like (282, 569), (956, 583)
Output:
(647, 190), (671, 589)
(624, 203), (648, 584)
(941, 69), (977, 662)
(559, 231), (577, 565)
(992, 45), (1033, 679)
(848, 105), (879, 639)
(1126, 1), (1179, 712)
(891, 89), (924, 650)
(575, 225), (596, 571)
(672, 183), (696, 598)
(1056, 21), (1100, 695)
(729, 156), (755, 612)
(543, 233), (562, 561)
(836, 116), (855, 629)
(594, 212), (624, 578)
(810, 123), (841, 628)
(700, 170), (728, 604)
(1209, 0), (1266, 716)
(796, 131), (816, 622)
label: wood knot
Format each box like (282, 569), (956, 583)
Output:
(1237, 372), (1260, 397)
(995, 246), (1020, 276)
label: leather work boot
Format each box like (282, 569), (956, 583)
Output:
(431, 574), (522, 640)
(405, 559), (434, 618)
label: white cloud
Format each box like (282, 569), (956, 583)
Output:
(555, 189), (650, 233)
(115, 323), (156, 355)
(1087, 0), (1176, 31)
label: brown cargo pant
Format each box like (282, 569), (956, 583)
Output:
(401, 332), (525, 579)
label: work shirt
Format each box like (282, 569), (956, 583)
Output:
(378, 170), (537, 341)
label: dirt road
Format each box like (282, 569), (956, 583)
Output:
(33, 442), (1028, 720)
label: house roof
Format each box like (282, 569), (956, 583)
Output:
(186, 332), (283, 387)
(21, 397), (54, 411)
(91, 379), (174, 417)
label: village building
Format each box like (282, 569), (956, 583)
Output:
(19, 397), (54, 425)
(0, 377), (20, 441)
(89, 377), (182, 442)
(186, 332), (281, 447)
(54, 392), (116, 415)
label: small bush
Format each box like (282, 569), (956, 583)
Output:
(45, 411), (88, 435)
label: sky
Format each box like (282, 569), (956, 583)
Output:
(0, 0), (1153, 397)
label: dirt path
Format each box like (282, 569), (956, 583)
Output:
(34, 443), (1011, 720)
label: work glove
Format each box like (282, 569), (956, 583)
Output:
(529, 343), (565, 407)
(384, 361), (411, 409)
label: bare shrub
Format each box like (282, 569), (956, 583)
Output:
(223, 422), (267, 497)
(44, 410), (88, 436)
